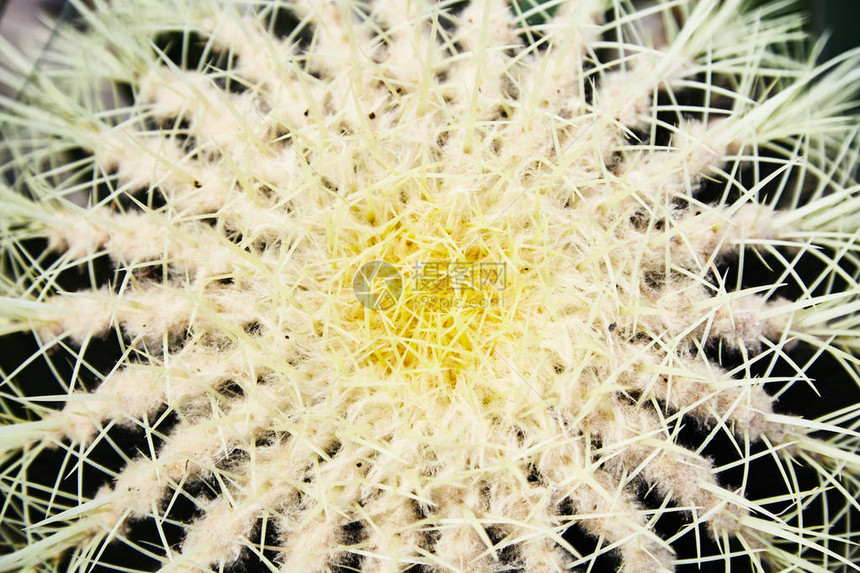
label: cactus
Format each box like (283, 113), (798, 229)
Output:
(0, 0), (858, 571)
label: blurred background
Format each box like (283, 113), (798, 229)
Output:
(809, 0), (860, 62)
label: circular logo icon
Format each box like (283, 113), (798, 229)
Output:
(353, 261), (403, 311)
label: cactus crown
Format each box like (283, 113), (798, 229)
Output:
(1, 0), (859, 572)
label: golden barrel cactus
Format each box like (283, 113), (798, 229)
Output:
(0, 0), (858, 571)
